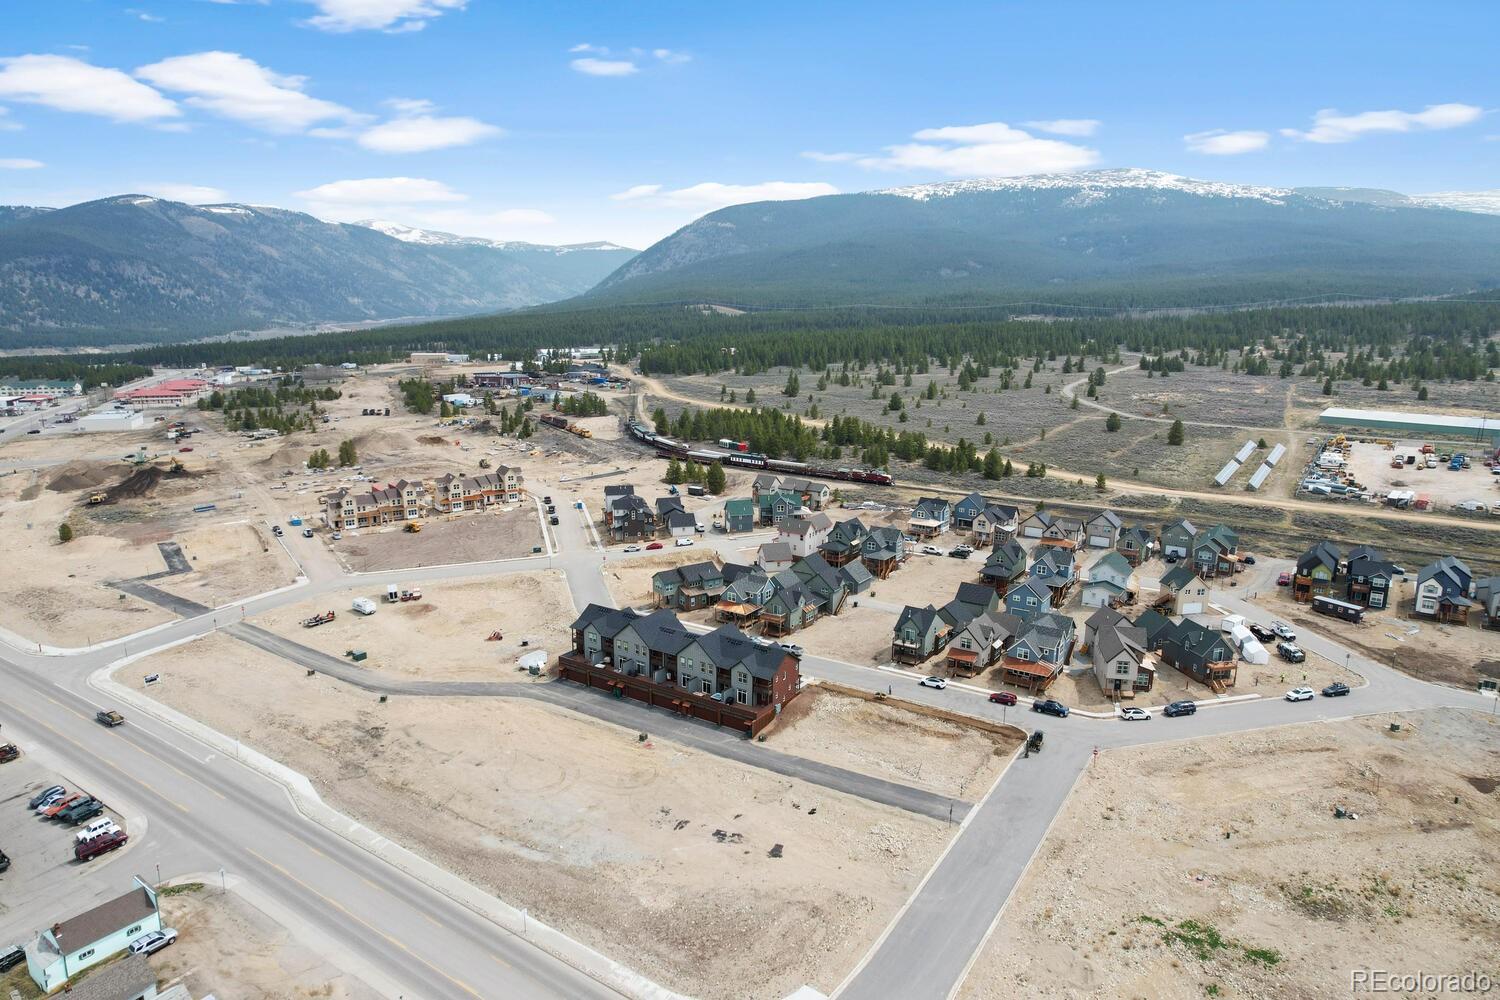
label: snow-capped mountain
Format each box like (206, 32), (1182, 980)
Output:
(356, 219), (634, 254)
(1413, 190), (1500, 216)
(588, 167), (1500, 308)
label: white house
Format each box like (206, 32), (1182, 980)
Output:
(775, 511), (833, 557)
(1081, 550), (1135, 609)
(27, 879), (162, 992)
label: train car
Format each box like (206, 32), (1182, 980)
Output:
(540, 413), (569, 429)
(724, 452), (769, 469)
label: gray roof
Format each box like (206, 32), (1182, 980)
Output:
(656, 561), (722, 588)
(1085, 606), (1129, 633)
(838, 560), (874, 591)
(1093, 623), (1147, 665)
(1089, 509), (1123, 530)
(954, 581), (997, 610)
(665, 509), (698, 529)
(569, 603), (640, 638)
(896, 604), (941, 635)
(629, 609), (697, 654)
(1159, 564), (1202, 591)
(60, 952), (157, 1000)
(759, 541), (794, 563)
(1089, 550), (1133, 579)
(1132, 608), (1175, 647)
(604, 484), (635, 497)
(1418, 555), (1472, 592)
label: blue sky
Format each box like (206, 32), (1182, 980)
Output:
(1, 0), (1496, 247)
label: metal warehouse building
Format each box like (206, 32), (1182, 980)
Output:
(1317, 407), (1500, 446)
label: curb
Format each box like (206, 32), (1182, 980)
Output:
(90, 651), (686, 1000)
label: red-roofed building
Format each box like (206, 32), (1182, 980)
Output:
(113, 378), (208, 407)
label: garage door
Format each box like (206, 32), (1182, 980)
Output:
(1088, 533), (1111, 548)
(1022, 526), (1043, 538)
(1181, 602), (1203, 615)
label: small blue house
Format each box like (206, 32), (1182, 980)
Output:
(1004, 578), (1053, 621)
(28, 879), (163, 992)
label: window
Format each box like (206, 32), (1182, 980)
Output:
(701, 680), (712, 694)
(680, 674), (690, 688)
(127, 924), (142, 935)
(1115, 663), (1131, 676)
(77, 948), (95, 960)
(736, 689), (748, 705)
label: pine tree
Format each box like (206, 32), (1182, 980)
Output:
(746, 388), (756, 404)
(1105, 412), (1122, 432)
(783, 371), (800, 397)
(1167, 419), (1185, 446)
(665, 458), (684, 485)
(705, 462), (726, 495)
(1096, 472), (1107, 491)
(983, 447), (1003, 480)
(653, 406), (669, 434)
(58, 523), (73, 543)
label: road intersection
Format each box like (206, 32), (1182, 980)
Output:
(0, 474), (1492, 1000)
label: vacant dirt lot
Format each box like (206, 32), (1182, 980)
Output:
(767, 687), (1018, 799)
(133, 634), (951, 1000)
(252, 571), (577, 681)
(335, 505), (544, 572)
(960, 711), (1500, 1000)
(151, 884), (379, 1000)
(602, 548), (721, 608)
(152, 521), (300, 608)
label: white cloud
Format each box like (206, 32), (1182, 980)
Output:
(1281, 103), (1484, 144)
(295, 176), (466, 204)
(139, 182), (229, 202)
(1183, 128), (1270, 155)
(126, 8), (167, 21)
(610, 184), (663, 201)
(569, 42), (605, 54)
(299, 0), (466, 33)
(800, 150), (862, 163)
(0, 54), (180, 122)
(1023, 118), (1101, 137)
(0, 158), (44, 169)
(652, 48), (691, 64)
(571, 57), (638, 77)
(615, 181), (838, 210)
(358, 113), (501, 153)
(136, 51), (359, 133)
(857, 121), (1099, 176)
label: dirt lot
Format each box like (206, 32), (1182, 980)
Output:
(1340, 438), (1500, 510)
(132, 634), (951, 1000)
(603, 548), (723, 608)
(151, 522), (300, 608)
(767, 687), (1018, 799)
(150, 884), (379, 1000)
(1248, 585), (1500, 690)
(335, 505), (545, 572)
(1010, 420), (1254, 491)
(960, 710), (1500, 1000)
(251, 571), (576, 681)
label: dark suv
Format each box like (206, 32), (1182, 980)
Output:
(74, 829), (128, 862)
(1031, 699), (1069, 718)
(59, 798), (104, 825)
(1163, 700), (1197, 718)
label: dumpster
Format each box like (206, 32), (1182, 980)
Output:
(346, 649), (367, 662)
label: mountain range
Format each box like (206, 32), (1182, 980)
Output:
(587, 169), (1500, 308)
(0, 197), (636, 347)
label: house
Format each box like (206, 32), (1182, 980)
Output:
(1085, 509), (1124, 549)
(776, 511), (834, 557)
(322, 479), (427, 529)
(652, 561), (726, 610)
(1292, 541), (1342, 602)
(1190, 523), (1240, 578)
(945, 611), (1023, 673)
(790, 553), (857, 616)
(761, 571), (821, 636)
(1157, 565), (1211, 616)
(1003, 578), (1054, 622)
(1159, 519), (1198, 559)
(606, 494), (655, 540)
(432, 468), (525, 512)
(951, 581), (1002, 621)
(1413, 556), (1474, 623)
(752, 474), (831, 510)
(820, 517), (869, 566)
(757, 489), (805, 527)
(909, 497), (952, 538)
(1345, 550), (1400, 610)
(1027, 548), (1076, 607)
(1081, 550), (1135, 609)
(1158, 620), (1238, 689)
(1084, 607), (1155, 698)
(1131, 607), (1177, 651)
(860, 526), (907, 579)
(0, 377), (83, 397)
(1472, 576), (1500, 629)
(757, 541), (797, 573)
(655, 497), (699, 538)
(999, 612), (1075, 692)
(562, 605), (800, 735)
(981, 540), (1028, 595)
(715, 569), (775, 625)
(951, 493), (989, 533)
(1116, 525), (1158, 566)
(892, 605), (952, 664)
(722, 498), (756, 534)
(971, 503), (1020, 547)
(26, 879), (163, 992)
(1018, 511), (1085, 549)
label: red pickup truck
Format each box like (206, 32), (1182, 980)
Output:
(74, 828), (127, 862)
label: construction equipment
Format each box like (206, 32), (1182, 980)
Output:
(300, 611), (337, 628)
(121, 448), (149, 466)
(88, 493), (107, 505)
(486, 630), (503, 641)
(167, 458), (185, 474)
(404, 521), (423, 533)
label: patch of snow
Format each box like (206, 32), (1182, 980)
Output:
(875, 168), (1294, 205)
(202, 205), (252, 216)
(354, 219), (634, 253)
(1412, 190), (1500, 216)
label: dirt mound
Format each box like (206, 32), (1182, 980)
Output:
(47, 462), (117, 493)
(104, 466), (166, 502)
(417, 435), (449, 445)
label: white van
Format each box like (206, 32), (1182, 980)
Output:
(76, 818), (119, 843)
(352, 598), (378, 616)
(674, 537), (694, 547)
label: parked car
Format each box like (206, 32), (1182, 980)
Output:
(920, 544), (944, 556)
(623, 544), (642, 553)
(0, 743), (18, 764)
(1163, 700), (1197, 718)
(40, 793), (83, 817)
(95, 709), (125, 727)
(271, 524), (283, 536)
(546, 505), (556, 514)
(1248, 623), (1276, 643)
(779, 643), (805, 657)
(1276, 572), (1292, 586)
(59, 798), (105, 825)
(0, 943), (25, 973)
(127, 928), (178, 956)
(331, 531), (342, 541)
(1164, 554), (1179, 564)
(302, 527), (314, 538)
(645, 542), (663, 550)
(1270, 621), (1296, 641)
(1119, 706), (1152, 721)
(1321, 682), (1351, 697)
(549, 516), (560, 525)
(1276, 641), (1305, 663)
(28, 785), (66, 810)
(988, 691), (1017, 706)
(1242, 555), (1257, 565)
(1032, 699), (1069, 718)
(1285, 686), (1315, 702)
(26, 429), (40, 434)
(918, 676), (948, 689)
(949, 545), (973, 559)
(674, 537), (694, 547)
(76, 819), (120, 844)
(75, 828), (128, 862)
(178, 446), (193, 452)
(542, 496), (553, 504)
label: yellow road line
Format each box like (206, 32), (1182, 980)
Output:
(245, 848), (483, 999)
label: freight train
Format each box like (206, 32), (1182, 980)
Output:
(625, 421), (894, 486)
(539, 412), (593, 438)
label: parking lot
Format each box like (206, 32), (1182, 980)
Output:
(1341, 439), (1500, 510)
(0, 750), (130, 946)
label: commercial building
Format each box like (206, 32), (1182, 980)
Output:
(1317, 407), (1500, 446)
(112, 379), (208, 408)
(78, 409), (147, 432)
